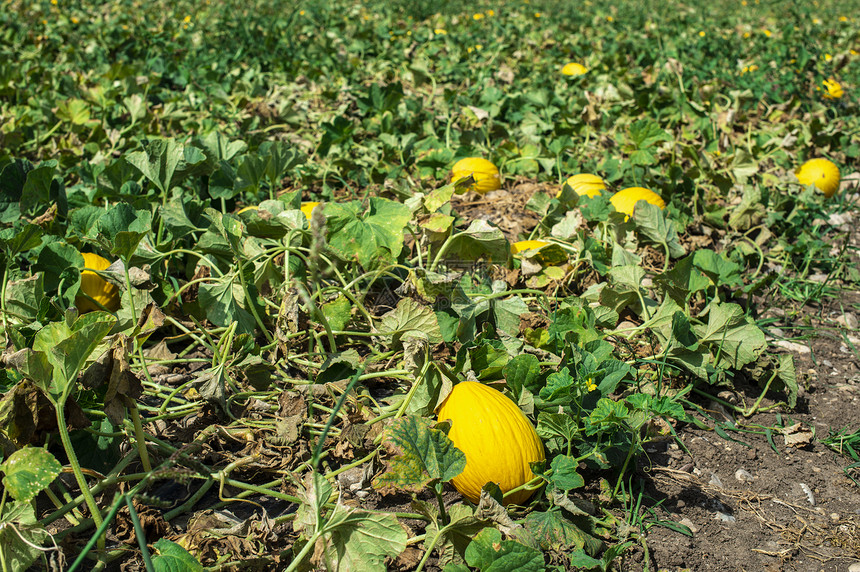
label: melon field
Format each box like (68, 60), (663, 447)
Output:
(2, 0), (860, 570)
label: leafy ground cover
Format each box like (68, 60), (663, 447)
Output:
(1, 0), (859, 570)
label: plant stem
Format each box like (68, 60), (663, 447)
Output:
(128, 403), (152, 472)
(56, 403), (106, 560)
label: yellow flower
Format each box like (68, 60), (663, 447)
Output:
(851, 50), (859, 56)
(812, 17), (821, 24)
(51, 0), (57, 4)
(473, 13), (484, 20)
(71, 16), (79, 23)
(741, 0), (747, 4)
(824, 53), (832, 62)
(534, 12), (542, 17)
(183, 15), (191, 23)
(486, 9), (495, 16)
(762, 29), (772, 37)
(561, 62), (588, 76)
(839, 16), (848, 22)
(434, 28), (447, 35)
(606, 15), (614, 22)
(699, 31), (705, 37)
(586, 379), (597, 392)
(822, 78), (843, 99)
(299, 10), (306, 16)
(475, 44), (483, 50)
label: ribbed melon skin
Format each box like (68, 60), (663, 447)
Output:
(437, 382), (545, 505)
(76, 253), (120, 312)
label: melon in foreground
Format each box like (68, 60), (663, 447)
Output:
(437, 381), (545, 505)
(76, 253), (120, 313)
(610, 187), (665, 219)
(560, 173), (607, 198)
(795, 158), (840, 198)
(451, 158), (501, 194)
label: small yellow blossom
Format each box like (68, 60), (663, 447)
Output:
(586, 379), (597, 392)
(839, 16), (848, 22)
(71, 16), (79, 23)
(606, 15), (614, 22)
(851, 49), (859, 56)
(822, 78), (843, 99)
(473, 13), (484, 20)
(51, 0), (57, 4)
(183, 15), (191, 23)
(762, 29), (772, 37)
(475, 44), (483, 50)
(812, 17), (821, 24)
(743, 31), (750, 38)
(299, 10), (306, 16)
(741, 0), (747, 4)
(824, 53), (832, 62)
(434, 28), (446, 35)
(486, 9), (495, 16)
(534, 12), (542, 17)
(699, 31), (705, 37)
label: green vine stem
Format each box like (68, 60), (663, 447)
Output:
(56, 403), (106, 560)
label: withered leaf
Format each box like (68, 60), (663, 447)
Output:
(81, 334), (143, 425)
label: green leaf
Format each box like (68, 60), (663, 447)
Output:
(21, 161), (63, 216)
(464, 527), (545, 572)
(0, 447), (62, 502)
(0, 223), (42, 258)
(728, 185), (766, 231)
(445, 220), (510, 264)
(56, 98), (91, 125)
(319, 504), (408, 572)
(587, 398), (629, 428)
(424, 503), (488, 568)
(632, 202), (685, 259)
(326, 198), (412, 268)
(694, 301), (766, 370)
(493, 296), (529, 338)
(130, 140), (206, 195)
(32, 313), (116, 402)
(152, 538), (204, 572)
(96, 202), (153, 260)
(376, 298), (443, 347)
(33, 241), (82, 293)
(524, 508), (594, 552)
(692, 249), (743, 288)
(549, 455), (585, 491)
(0, 501), (49, 571)
(504, 354), (542, 395)
(322, 294), (352, 332)
(198, 274), (257, 335)
(373, 415), (465, 492)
